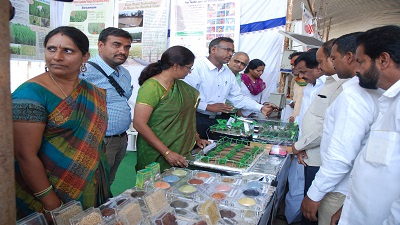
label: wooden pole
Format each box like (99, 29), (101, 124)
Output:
(0, 2), (16, 224)
(307, 0), (315, 17)
(326, 17), (332, 41)
(284, 0), (294, 50)
(279, 0), (294, 94)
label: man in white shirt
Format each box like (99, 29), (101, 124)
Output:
(302, 32), (382, 224)
(293, 43), (348, 225)
(285, 52), (307, 224)
(286, 49), (325, 225)
(183, 37), (275, 139)
(294, 51), (326, 133)
(335, 25), (400, 225)
(289, 52), (306, 123)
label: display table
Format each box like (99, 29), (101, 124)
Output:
(187, 137), (290, 225)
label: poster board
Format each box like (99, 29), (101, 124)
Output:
(169, 0), (240, 58)
(10, 0), (52, 60)
(116, 0), (170, 63)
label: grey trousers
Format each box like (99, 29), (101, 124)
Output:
(104, 134), (128, 185)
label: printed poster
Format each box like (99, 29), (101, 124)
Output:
(170, 0), (240, 58)
(62, 0), (115, 56)
(10, 0), (52, 60)
(116, 0), (170, 64)
(302, 2), (314, 37)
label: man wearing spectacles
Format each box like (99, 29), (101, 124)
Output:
(183, 37), (277, 139)
(227, 52), (249, 85)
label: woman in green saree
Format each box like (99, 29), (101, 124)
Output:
(134, 46), (210, 171)
(13, 26), (111, 220)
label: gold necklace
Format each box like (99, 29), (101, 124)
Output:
(160, 74), (168, 82)
(48, 73), (68, 98)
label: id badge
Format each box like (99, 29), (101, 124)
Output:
(365, 130), (400, 165)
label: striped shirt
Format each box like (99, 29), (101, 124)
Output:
(79, 54), (133, 136)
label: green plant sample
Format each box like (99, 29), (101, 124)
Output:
(29, 1), (50, 19)
(10, 23), (36, 46)
(88, 23), (105, 35)
(70, 11), (88, 22)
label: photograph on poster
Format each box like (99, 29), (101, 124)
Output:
(225, 26), (234, 32)
(208, 4), (216, 11)
(206, 34), (215, 40)
(10, 24), (36, 56)
(70, 10), (87, 22)
(217, 11), (225, 17)
(207, 19), (215, 25)
(29, 0), (50, 27)
(118, 10), (144, 28)
(88, 22), (105, 34)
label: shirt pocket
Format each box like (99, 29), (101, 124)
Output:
(365, 130), (400, 166)
(309, 97), (329, 118)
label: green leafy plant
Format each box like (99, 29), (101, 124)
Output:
(10, 23), (36, 46)
(70, 11), (87, 22)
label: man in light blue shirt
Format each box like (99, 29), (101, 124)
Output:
(80, 27), (133, 185)
(183, 37), (276, 139)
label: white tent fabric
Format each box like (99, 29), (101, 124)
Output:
(238, 0), (287, 103)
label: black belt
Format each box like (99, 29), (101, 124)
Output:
(196, 112), (225, 119)
(105, 132), (127, 138)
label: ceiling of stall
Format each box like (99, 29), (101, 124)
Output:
(291, 0), (400, 40)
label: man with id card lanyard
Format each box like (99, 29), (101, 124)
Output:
(80, 27), (133, 186)
(331, 25), (400, 225)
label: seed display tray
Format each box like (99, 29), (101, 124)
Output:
(252, 120), (299, 146)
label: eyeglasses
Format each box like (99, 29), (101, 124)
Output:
(217, 46), (235, 54)
(233, 59), (247, 67)
(184, 65), (194, 71)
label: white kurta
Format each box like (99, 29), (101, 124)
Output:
(339, 80), (400, 225)
(308, 76), (381, 201)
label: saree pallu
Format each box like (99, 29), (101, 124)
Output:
(136, 79), (199, 171)
(12, 80), (111, 219)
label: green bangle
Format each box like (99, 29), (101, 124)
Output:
(34, 185), (53, 199)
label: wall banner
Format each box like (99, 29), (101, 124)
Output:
(10, 0), (52, 60)
(62, 0), (114, 56)
(170, 0), (240, 58)
(116, 0), (170, 64)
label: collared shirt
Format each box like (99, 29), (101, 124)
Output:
(295, 75), (347, 167)
(183, 57), (262, 116)
(307, 76), (381, 202)
(79, 54), (133, 136)
(339, 80), (400, 225)
(223, 65), (241, 86)
(295, 75), (327, 137)
(235, 72), (241, 86)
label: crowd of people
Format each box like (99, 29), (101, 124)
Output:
(10, 21), (400, 225)
(285, 26), (400, 225)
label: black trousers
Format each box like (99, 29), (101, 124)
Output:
(195, 112), (218, 139)
(301, 165), (320, 225)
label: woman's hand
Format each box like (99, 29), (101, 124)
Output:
(195, 134), (210, 149)
(165, 151), (188, 168)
